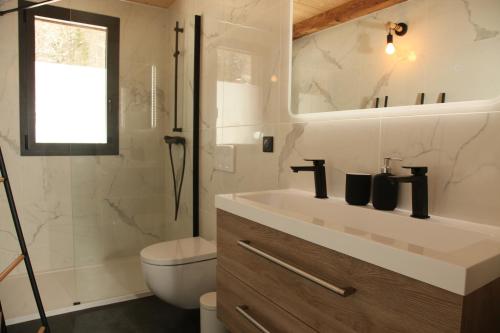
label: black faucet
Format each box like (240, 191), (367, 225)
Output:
(390, 166), (430, 219)
(291, 159), (328, 199)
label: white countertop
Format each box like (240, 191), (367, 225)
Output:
(215, 189), (500, 296)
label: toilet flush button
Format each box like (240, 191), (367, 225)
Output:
(263, 136), (274, 153)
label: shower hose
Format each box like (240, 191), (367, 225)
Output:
(165, 136), (186, 221)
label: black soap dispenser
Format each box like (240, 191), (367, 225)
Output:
(373, 157), (400, 211)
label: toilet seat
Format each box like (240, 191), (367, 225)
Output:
(140, 237), (216, 266)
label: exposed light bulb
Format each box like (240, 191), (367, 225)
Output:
(385, 42), (396, 55)
(385, 33), (396, 55)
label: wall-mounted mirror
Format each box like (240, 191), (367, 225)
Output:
(291, 0), (500, 115)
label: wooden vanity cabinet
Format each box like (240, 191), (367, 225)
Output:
(217, 267), (315, 333)
(216, 210), (500, 333)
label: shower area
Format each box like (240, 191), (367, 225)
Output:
(0, 0), (200, 322)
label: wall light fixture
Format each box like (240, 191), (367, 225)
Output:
(385, 22), (408, 55)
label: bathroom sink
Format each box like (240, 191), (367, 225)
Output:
(215, 189), (500, 295)
(237, 191), (492, 252)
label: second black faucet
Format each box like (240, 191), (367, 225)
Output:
(390, 166), (430, 219)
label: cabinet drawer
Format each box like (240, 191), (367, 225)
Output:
(217, 210), (463, 333)
(217, 266), (315, 333)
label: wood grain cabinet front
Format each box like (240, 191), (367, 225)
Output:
(217, 267), (316, 333)
(216, 209), (500, 333)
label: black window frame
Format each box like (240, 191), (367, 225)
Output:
(19, 2), (120, 156)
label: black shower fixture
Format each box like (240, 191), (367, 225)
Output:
(173, 21), (184, 132)
(165, 136), (186, 221)
(164, 136), (186, 145)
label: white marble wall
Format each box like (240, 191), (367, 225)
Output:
(0, 0), (74, 277)
(281, 0), (500, 228)
(278, 112), (500, 227)
(185, 0), (287, 240)
(189, 0), (500, 245)
(292, 0), (500, 114)
(162, 0), (280, 240)
(0, 0), (181, 316)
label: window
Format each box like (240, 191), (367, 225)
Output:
(19, 5), (120, 156)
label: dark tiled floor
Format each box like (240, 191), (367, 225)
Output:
(7, 296), (200, 333)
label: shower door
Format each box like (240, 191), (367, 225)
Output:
(71, 0), (196, 305)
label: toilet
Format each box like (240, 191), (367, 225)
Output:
(140, 237), (217, 309)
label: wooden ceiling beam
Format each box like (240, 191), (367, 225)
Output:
(293, 0), (407, 40)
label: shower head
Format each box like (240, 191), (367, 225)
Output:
(164, 136), (186, 145)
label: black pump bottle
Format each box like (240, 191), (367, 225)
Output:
(372, 157), (400, 211)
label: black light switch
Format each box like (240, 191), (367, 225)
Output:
(263, 136), (274, 153)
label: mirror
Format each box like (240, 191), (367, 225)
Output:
(291, 0), (500, 115)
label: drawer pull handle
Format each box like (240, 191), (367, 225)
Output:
(238, 240), (355, 297)
(236, 305), (271, 333)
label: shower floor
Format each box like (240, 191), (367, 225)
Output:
(1, 256), (148, 321)
(6, 296), (200, 333)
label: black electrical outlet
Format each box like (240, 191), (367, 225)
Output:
(263, 136), (274, 153)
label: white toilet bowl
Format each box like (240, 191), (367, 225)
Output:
(140, 237), (217, 309)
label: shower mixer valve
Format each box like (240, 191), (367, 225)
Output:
(164, 136), (186, 145)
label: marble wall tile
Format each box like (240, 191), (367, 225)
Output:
(199, 208), (217, 241)
(380, 112), (500, 226)
(217, 0), (283, 128)
(277, 110), (500, 227)
(193, 0), (289, 240)
(68, 0), (173, 261)
(0, 0), (176, 317)
(278, 118), (381, 199)
(0, 154), (74, 274)
(0, 1), (27, 275)
(197, 1), (226, 130)
(199, 128), (217, 215)
(199, 123), (281, 240)
(54, 0), (171, 66)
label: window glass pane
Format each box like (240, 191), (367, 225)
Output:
(35, 17), (108, 144)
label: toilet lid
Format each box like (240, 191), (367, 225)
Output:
(140, 237), (217, 266)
